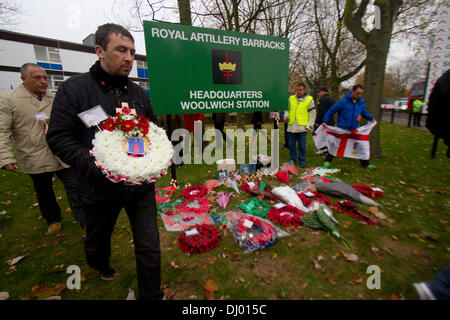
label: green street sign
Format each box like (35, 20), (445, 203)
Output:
(143, 21), (289, 115)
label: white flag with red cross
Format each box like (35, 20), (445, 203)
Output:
(313, 121), (377, 160)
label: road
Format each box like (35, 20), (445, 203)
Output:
(380, 110), (428, 132)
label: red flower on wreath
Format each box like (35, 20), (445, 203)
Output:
(137, 119), (150, 135)
(135, 114), (152, 123)
(104, 118), (116, 131)
(120, 120), (135, 132)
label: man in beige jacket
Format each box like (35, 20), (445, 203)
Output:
(0, 63), (85, 235)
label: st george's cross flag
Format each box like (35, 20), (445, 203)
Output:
(313, 121), (377, 160)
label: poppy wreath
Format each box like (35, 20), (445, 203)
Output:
(163, 213), (212, 231)
(182, 185), (208, 201)
(155, 186), (175, 204)
(175, 197), (211, 214)
(178, 224), (221, 254)
(268, 205), (306, 227)
(333, 200), (378, 226)
(91, 110), (173, 185)
(308, 191), (332, 206)
(352, 185), (383, 199)
(297, 193), (312, 207)
(233, 214), (277, 251)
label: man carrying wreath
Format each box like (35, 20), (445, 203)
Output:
(46, 23), (163, 300)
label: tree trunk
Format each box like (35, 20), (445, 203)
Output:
(344, 0), (403, 159)
(177, 0), (192, 25)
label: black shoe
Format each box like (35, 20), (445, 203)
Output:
(97, 266), (119, 281)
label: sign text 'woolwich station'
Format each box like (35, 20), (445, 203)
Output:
(143, 21), (289, 115)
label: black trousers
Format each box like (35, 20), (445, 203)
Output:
(29, 167), (85, 227)
(325, 153), (370, 167)
(413, 112), (422, 126)
(83, 185), (163, 300)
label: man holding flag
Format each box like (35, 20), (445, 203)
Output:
(320, 84), (377, 169)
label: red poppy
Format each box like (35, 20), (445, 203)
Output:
(138, 119), (149, 128)
(122, 106), (132, 115)
(136, 114), (152, 123)
(104, 118), (116, 131)
(138, 125), (149, 135)
(120, 120), (135, 132)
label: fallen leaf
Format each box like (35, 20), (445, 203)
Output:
(399, 181), (406, 185)
(46, 296), (61, 300)
(317, 255), (325, 262)
(206, 257), (217, 265)
(7, 255), (26, 265)
(188, 295), (198, 300)
(170, 261), (180, 269)
(186, 263), (198, 270)
(0, 211), (7, 215)
(265, 278), (272, 285)
(204, 279), (219, 300)
(390, 293), (401, 300)
(238, 277), (245, 283)
(272, 253), (278, 260)
(30, 284), (66, 299)
(392, 235), (398, 240)
(172, 240), (177, 245)
(116, 234), (124, 239)
(0, 292), (9, 300)
(353, 278), (364, 284)
(343, 253), (359, 262)
(287, 242), (294, 248)
(65, 208), (72, 213)
(0, 200), (11, 205)
(163, 288), (176, 300)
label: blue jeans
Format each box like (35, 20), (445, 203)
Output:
(288, 131), (306, 165)
(425, 267), (450, 299)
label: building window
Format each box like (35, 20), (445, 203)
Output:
(34, 45), (62, 63)
(47, 75), (64, 91)
(34, 45), (63, 70)
(138, 81), (149, 90)
(136, 60), (147, 68)
(136, 60), (149, 79)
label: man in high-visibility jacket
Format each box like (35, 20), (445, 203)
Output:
(413, 98), (426, 127)
(284, 83), (316, 168)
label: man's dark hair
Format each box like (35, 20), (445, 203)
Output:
(319, 87), (329, 93)
(95, 23), (134, 50)
(352, 84), (364, 91)
(296, 83), (306, 89)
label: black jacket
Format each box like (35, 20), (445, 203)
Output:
(46, 61), (158, 204)
(316, 94), (335, 126)
(426, 69), (450, 145)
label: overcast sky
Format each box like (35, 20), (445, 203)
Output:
(12, 0), (412, 63)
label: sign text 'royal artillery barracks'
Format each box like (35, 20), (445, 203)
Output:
(143, 21), (289, 115)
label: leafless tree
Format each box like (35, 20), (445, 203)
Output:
(0, 0), (23, 29)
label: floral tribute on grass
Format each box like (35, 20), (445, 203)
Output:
(178, 224), (221, 254)
(90, 109), (173, 185)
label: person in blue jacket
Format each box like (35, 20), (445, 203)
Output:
(321, 84), (376, 169)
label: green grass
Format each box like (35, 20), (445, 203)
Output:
(0, 122), (449, 300)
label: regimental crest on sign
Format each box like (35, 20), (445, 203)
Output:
(212, 49), (242, 84)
